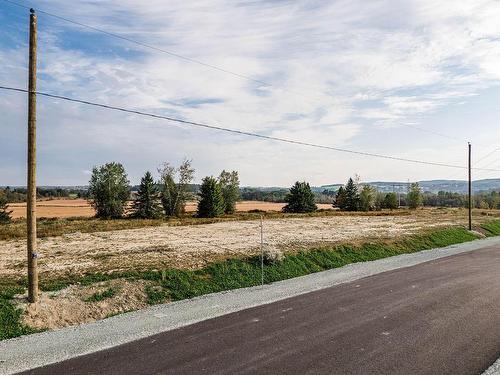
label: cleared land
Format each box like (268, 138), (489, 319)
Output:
(9, 199), (334, 219)
(2, 208), (497, 282)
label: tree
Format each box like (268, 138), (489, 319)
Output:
(0, 197), (13, 224)
(383, 192), (398, 210)
(219, 170), (240, 214)
(343, 177), (360, 211)
(283, 181), (317, 213)
(359, 185), (376, 211)
(197, 176), (225, 218)
(334, 186), (347, 210)
(407, 182), (423, 209)
(88, 162), (130, 219)
(158, 159), (195, 217)
(131, 171), (162, 219)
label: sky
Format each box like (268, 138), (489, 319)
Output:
(1, 0), (500, 187)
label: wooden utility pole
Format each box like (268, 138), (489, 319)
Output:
(27, 8), (38, 303)
(468, 142), (472, 231)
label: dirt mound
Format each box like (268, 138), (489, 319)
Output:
(14, 279), (152, 330)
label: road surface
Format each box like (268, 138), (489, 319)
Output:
(21, 245), (500, 375)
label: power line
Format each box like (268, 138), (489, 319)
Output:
(1, 0), (476, 144)
(2, 84), (500, 172)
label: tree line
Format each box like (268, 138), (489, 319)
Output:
(87, 160), (240, 219)
(283, 178), (424, 213)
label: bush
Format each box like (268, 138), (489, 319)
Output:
(88, 162), (130, 219)
(283, 181), (317, 213)
(262, 247), (284, 265)
(197, 176), (225, 218)
(0, 197), (12, 224)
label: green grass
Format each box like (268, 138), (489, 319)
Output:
(145, 226), (480, 301)
(1, 221), (499, 342)
(0, 287), (39, 340)
(84, 287), (118, 302)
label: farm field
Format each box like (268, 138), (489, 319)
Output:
(8, 199), (334, 219)
(2, 208), (498, 283)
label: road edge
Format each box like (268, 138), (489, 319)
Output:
(2, 235), (500, 375)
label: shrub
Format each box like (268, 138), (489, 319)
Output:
(0, 197), (13, 224)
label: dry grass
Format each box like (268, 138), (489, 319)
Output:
(2, 207), (498, 284)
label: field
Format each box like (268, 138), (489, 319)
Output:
(2, 206), (500, 334)
(2, 207), (498, 283)
(8, 199), (333, 219)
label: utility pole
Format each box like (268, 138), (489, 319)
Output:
(27, 8), (38, 303)
(468, 142), (472, 231)
(260, 215), (264, 286)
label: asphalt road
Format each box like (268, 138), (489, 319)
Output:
(22, 245), (500, 375)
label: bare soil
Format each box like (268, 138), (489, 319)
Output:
(0, 208), (487, 281)
(13, 279), (152, 330)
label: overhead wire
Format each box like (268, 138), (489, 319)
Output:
(2, 84), (500, 172)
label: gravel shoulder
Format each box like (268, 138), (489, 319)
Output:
(2, 235), (500, 375)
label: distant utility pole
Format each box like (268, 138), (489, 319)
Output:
(27, 8), (38, 303)
(468, 142), (472, 231)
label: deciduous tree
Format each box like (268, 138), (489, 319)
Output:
(88, 162), (130, 219)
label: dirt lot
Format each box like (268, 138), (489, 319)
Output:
(9, 199), (333, 219)
(1, 208), (492, 282)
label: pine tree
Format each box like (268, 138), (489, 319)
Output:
(131, 171), (162, 219)
(283, 181), (317, 213)
(335, 186), (346, 210)
(0, 196), (13, 224)
(383, 192), (398, 210)
(343, 177), (360, 211)
(197, 176), (225, 218)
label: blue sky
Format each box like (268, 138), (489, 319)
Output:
(1, 0), (500, 186)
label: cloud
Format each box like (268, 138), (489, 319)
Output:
(1, 0), (500, 186)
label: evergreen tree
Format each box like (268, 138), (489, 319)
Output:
(343, 177), (360, 211)
(383, 192), (398, 210)
(0, 197), (13, 224)
(197, 176), (225, 218)
(131, 171), (162, 219)
(283, 181), (317, 213)
(335, 186), (347, 210)
(88, 162), (130, 219)
(219, 170), (240, 214)
(407, 182), (423, 209)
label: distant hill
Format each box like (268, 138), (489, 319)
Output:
(319, 179), (500, 194)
